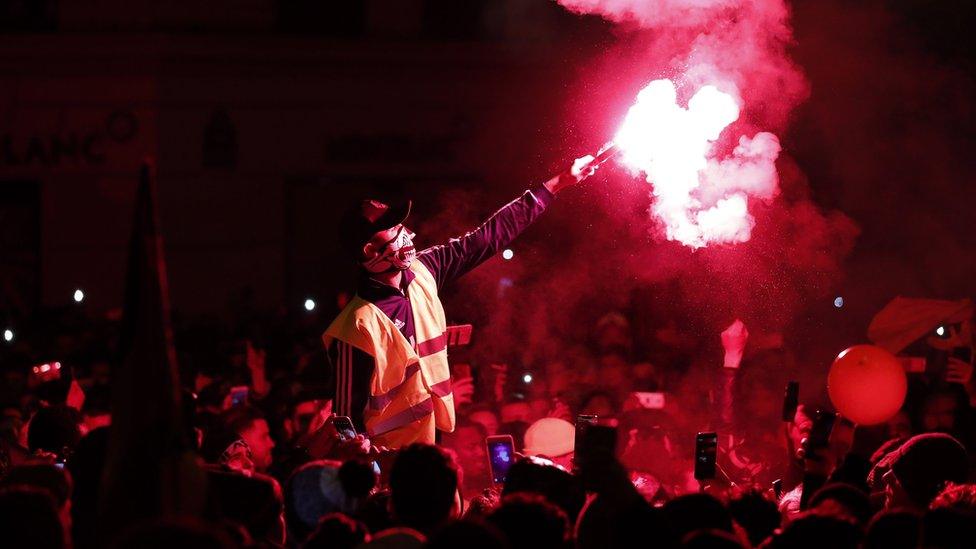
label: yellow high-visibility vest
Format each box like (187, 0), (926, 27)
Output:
(323, 261), (455, 447)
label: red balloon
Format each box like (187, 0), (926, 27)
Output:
(828, 345), (907, 426)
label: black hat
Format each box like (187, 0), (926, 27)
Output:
(890, 433), (968, 507)
(338, 199), (412, 257)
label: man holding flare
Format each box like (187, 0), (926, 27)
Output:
(324, 153), (604, 448)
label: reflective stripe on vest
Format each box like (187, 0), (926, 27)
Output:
(368, 362), (422, 411)
(367, 397), (435, 438)
(430, 378), (452, 397)
(416, 333), (447, 357)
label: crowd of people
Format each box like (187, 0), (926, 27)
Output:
(0, 299), (974, 548)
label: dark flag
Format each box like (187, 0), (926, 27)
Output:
(97, 160), (206, 542)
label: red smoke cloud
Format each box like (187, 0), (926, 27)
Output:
(558, 0), (811, 249)
(612, 79), (781, 248)
(557, 0), (808, 130)
(415, 1), (877, 416)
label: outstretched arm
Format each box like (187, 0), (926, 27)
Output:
(419, 156), (598, 289)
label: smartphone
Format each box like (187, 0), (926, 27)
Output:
(694, 432), (718, 480)
(574, 414), (598, 457)
(332, 415), (357, 442)
(229, 385), (249, 407)
(486, 435), (515, 484)
(445, 324), (473, 347)
(772, 478), (783, 499)
(632, 392), (666, 410)
(782, 381), (800, 422)
(575, 424), (618, 475)
(804, 410), (837, 458)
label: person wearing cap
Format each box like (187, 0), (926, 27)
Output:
(522, 417), (576, 471)
(879, 432), (969, 511)
(324, 156), (600, 448)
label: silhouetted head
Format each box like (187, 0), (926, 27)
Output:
(763, 512), (861, 549)
(487, 493), (570, 549)
(390, 443), (459, 535)
(0, 485), (67, 549)
(303, 512), (370, 549)
(27, 405), (81, 462)
(864, 510), (920, 549)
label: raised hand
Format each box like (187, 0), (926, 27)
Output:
(721, 319), (749, 369)
(543, 154), (603, 195)
(571, 154), (598, 181)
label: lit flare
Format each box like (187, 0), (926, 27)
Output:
(611, 79), (778, 248)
